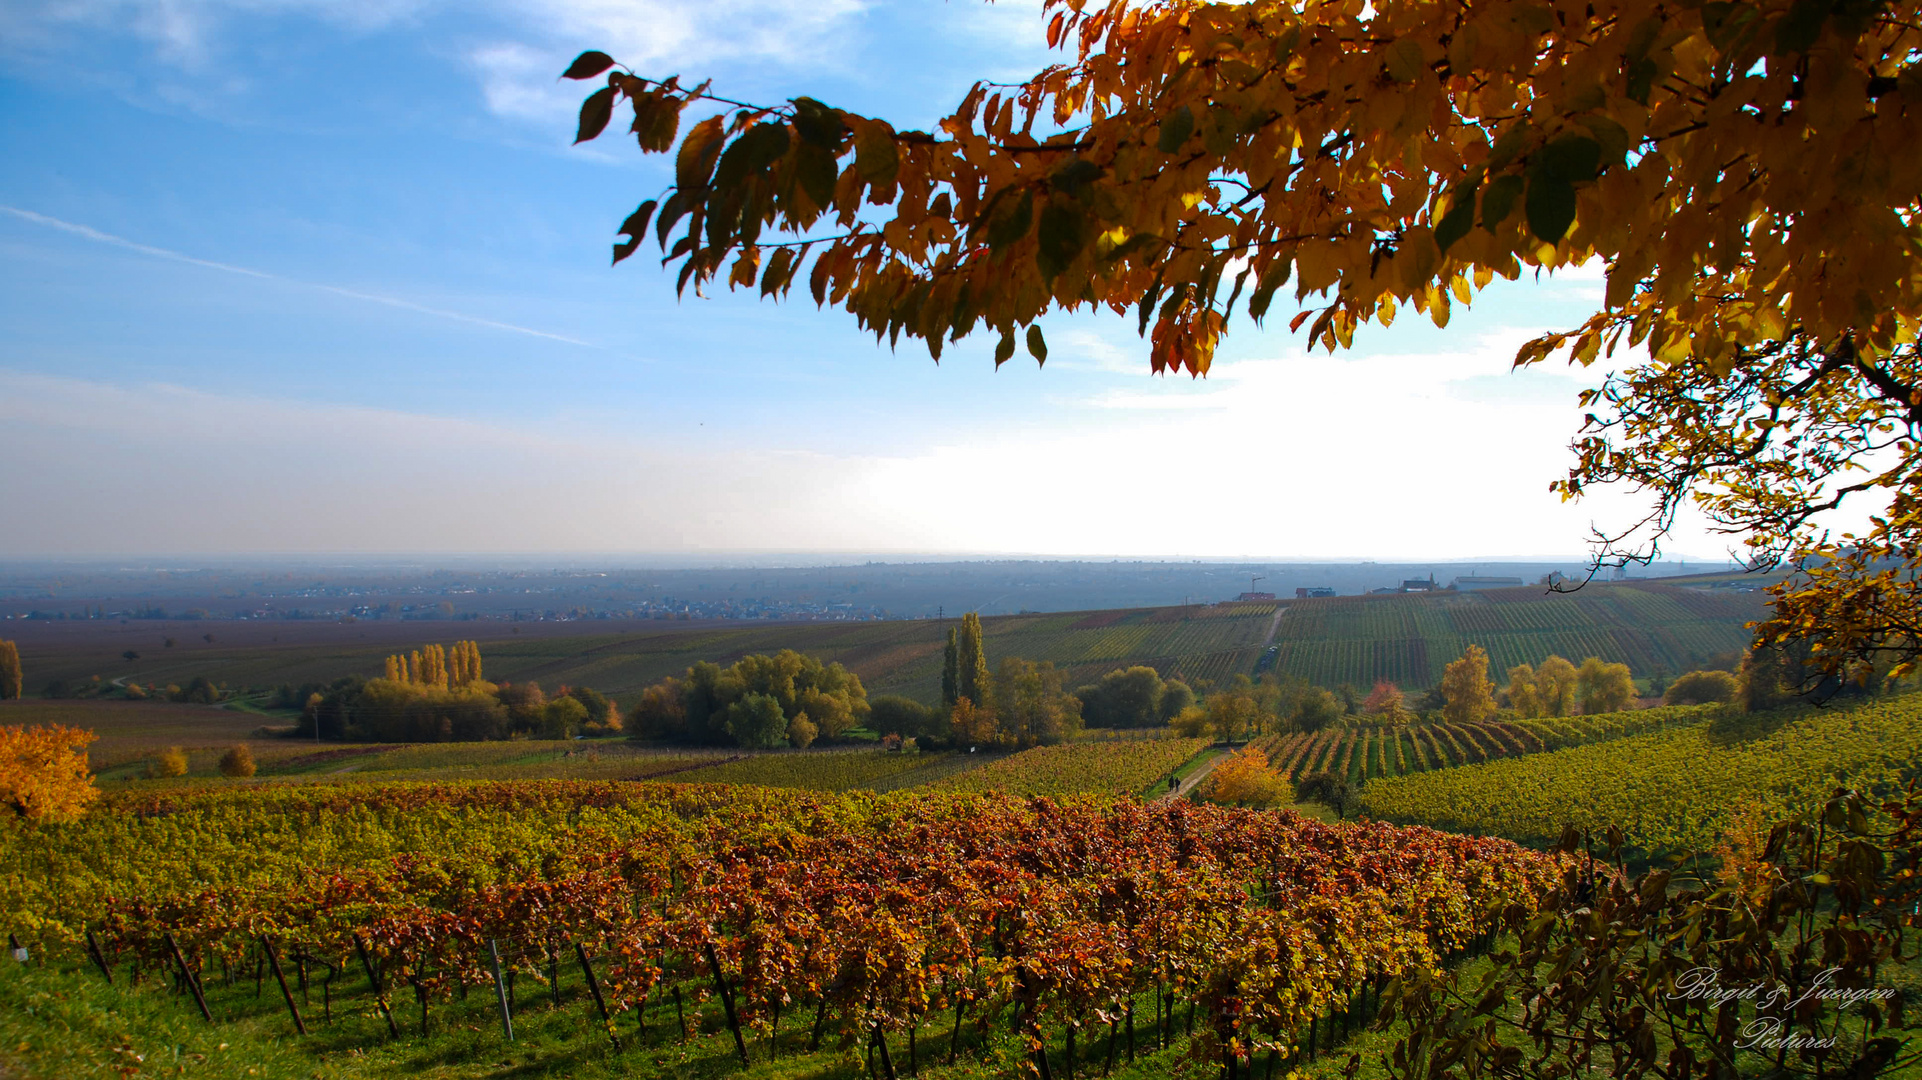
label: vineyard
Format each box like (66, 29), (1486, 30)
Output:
(1248, 705), (1710, 785)
(1267, 581), (1764, 688)
(929, 738), (1210, 798)
(1357, 694), (1922, 853)
(670, 748), (965, 791)
(2, 782), (1558, 1079)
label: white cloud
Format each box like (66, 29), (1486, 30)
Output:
(0, 0), (430, 69)
(2, 0), (872, 126)
(464, 0), (873, 130)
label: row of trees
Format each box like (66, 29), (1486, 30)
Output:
(616, 631), (1772, 755)
(293, 641), (622, 742)
(382, 640), (484, 690)
(301, 676), (620, 742)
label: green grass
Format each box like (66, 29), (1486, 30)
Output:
(0, 955), (1385, 1080)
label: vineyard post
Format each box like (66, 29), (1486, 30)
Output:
(946, 994), (965, 1062)
(548, 941), (560, 1009)
(353, 934), (400, 1038)
(163, 933), (214, 1024)
(874, 1026), (899, 1080)
(674, 985), (688, 1041)
(572, 941), (621, 1050)
(487, 938), (515, 1042)
(84, 929), (113, 984)
(811, 995), (828, 1052)
(702, 940), (751, 1066)
(259, 936), (308, 1035)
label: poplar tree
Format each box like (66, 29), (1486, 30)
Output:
(940, 628), (960, 710)
(0, 640), (20, 701)
(957, 612), (991, 710)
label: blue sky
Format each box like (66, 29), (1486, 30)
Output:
(0, 0), (1726, 561)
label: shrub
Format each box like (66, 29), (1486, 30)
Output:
(542, 696), (589, 739)
(787, 714), (819, 749)
(868, 695), (937, 738)
(1169, 705), (1210, 738)
(218, 744), (256, 778)
(150, 747), (188, 778)
(1664, 669), (1740, 706)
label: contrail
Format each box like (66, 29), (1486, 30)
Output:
(1, 205), (600, 349)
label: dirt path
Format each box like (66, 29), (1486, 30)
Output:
(1259, 604), (1289, 649)
(1153, 745), (1227, 804)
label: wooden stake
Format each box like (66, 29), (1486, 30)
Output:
(163, 933), (213, 1023)
(84, 929), (114, 984)
(487, 939), (515, 1042)
(703, 940), (750, 1066)
(947, 995), (966, 1063)
(573, 942), (620, 1049)
(259, 936), (307, 1035)
(353, 934), (400, 1038)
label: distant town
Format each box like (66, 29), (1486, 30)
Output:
(0, 557), (1746, 625)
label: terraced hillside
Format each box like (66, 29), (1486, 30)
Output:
(1357, 694), (1922, 853)
(1265, 581), (1764, 688)
(1248, 705), (1710, 785)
